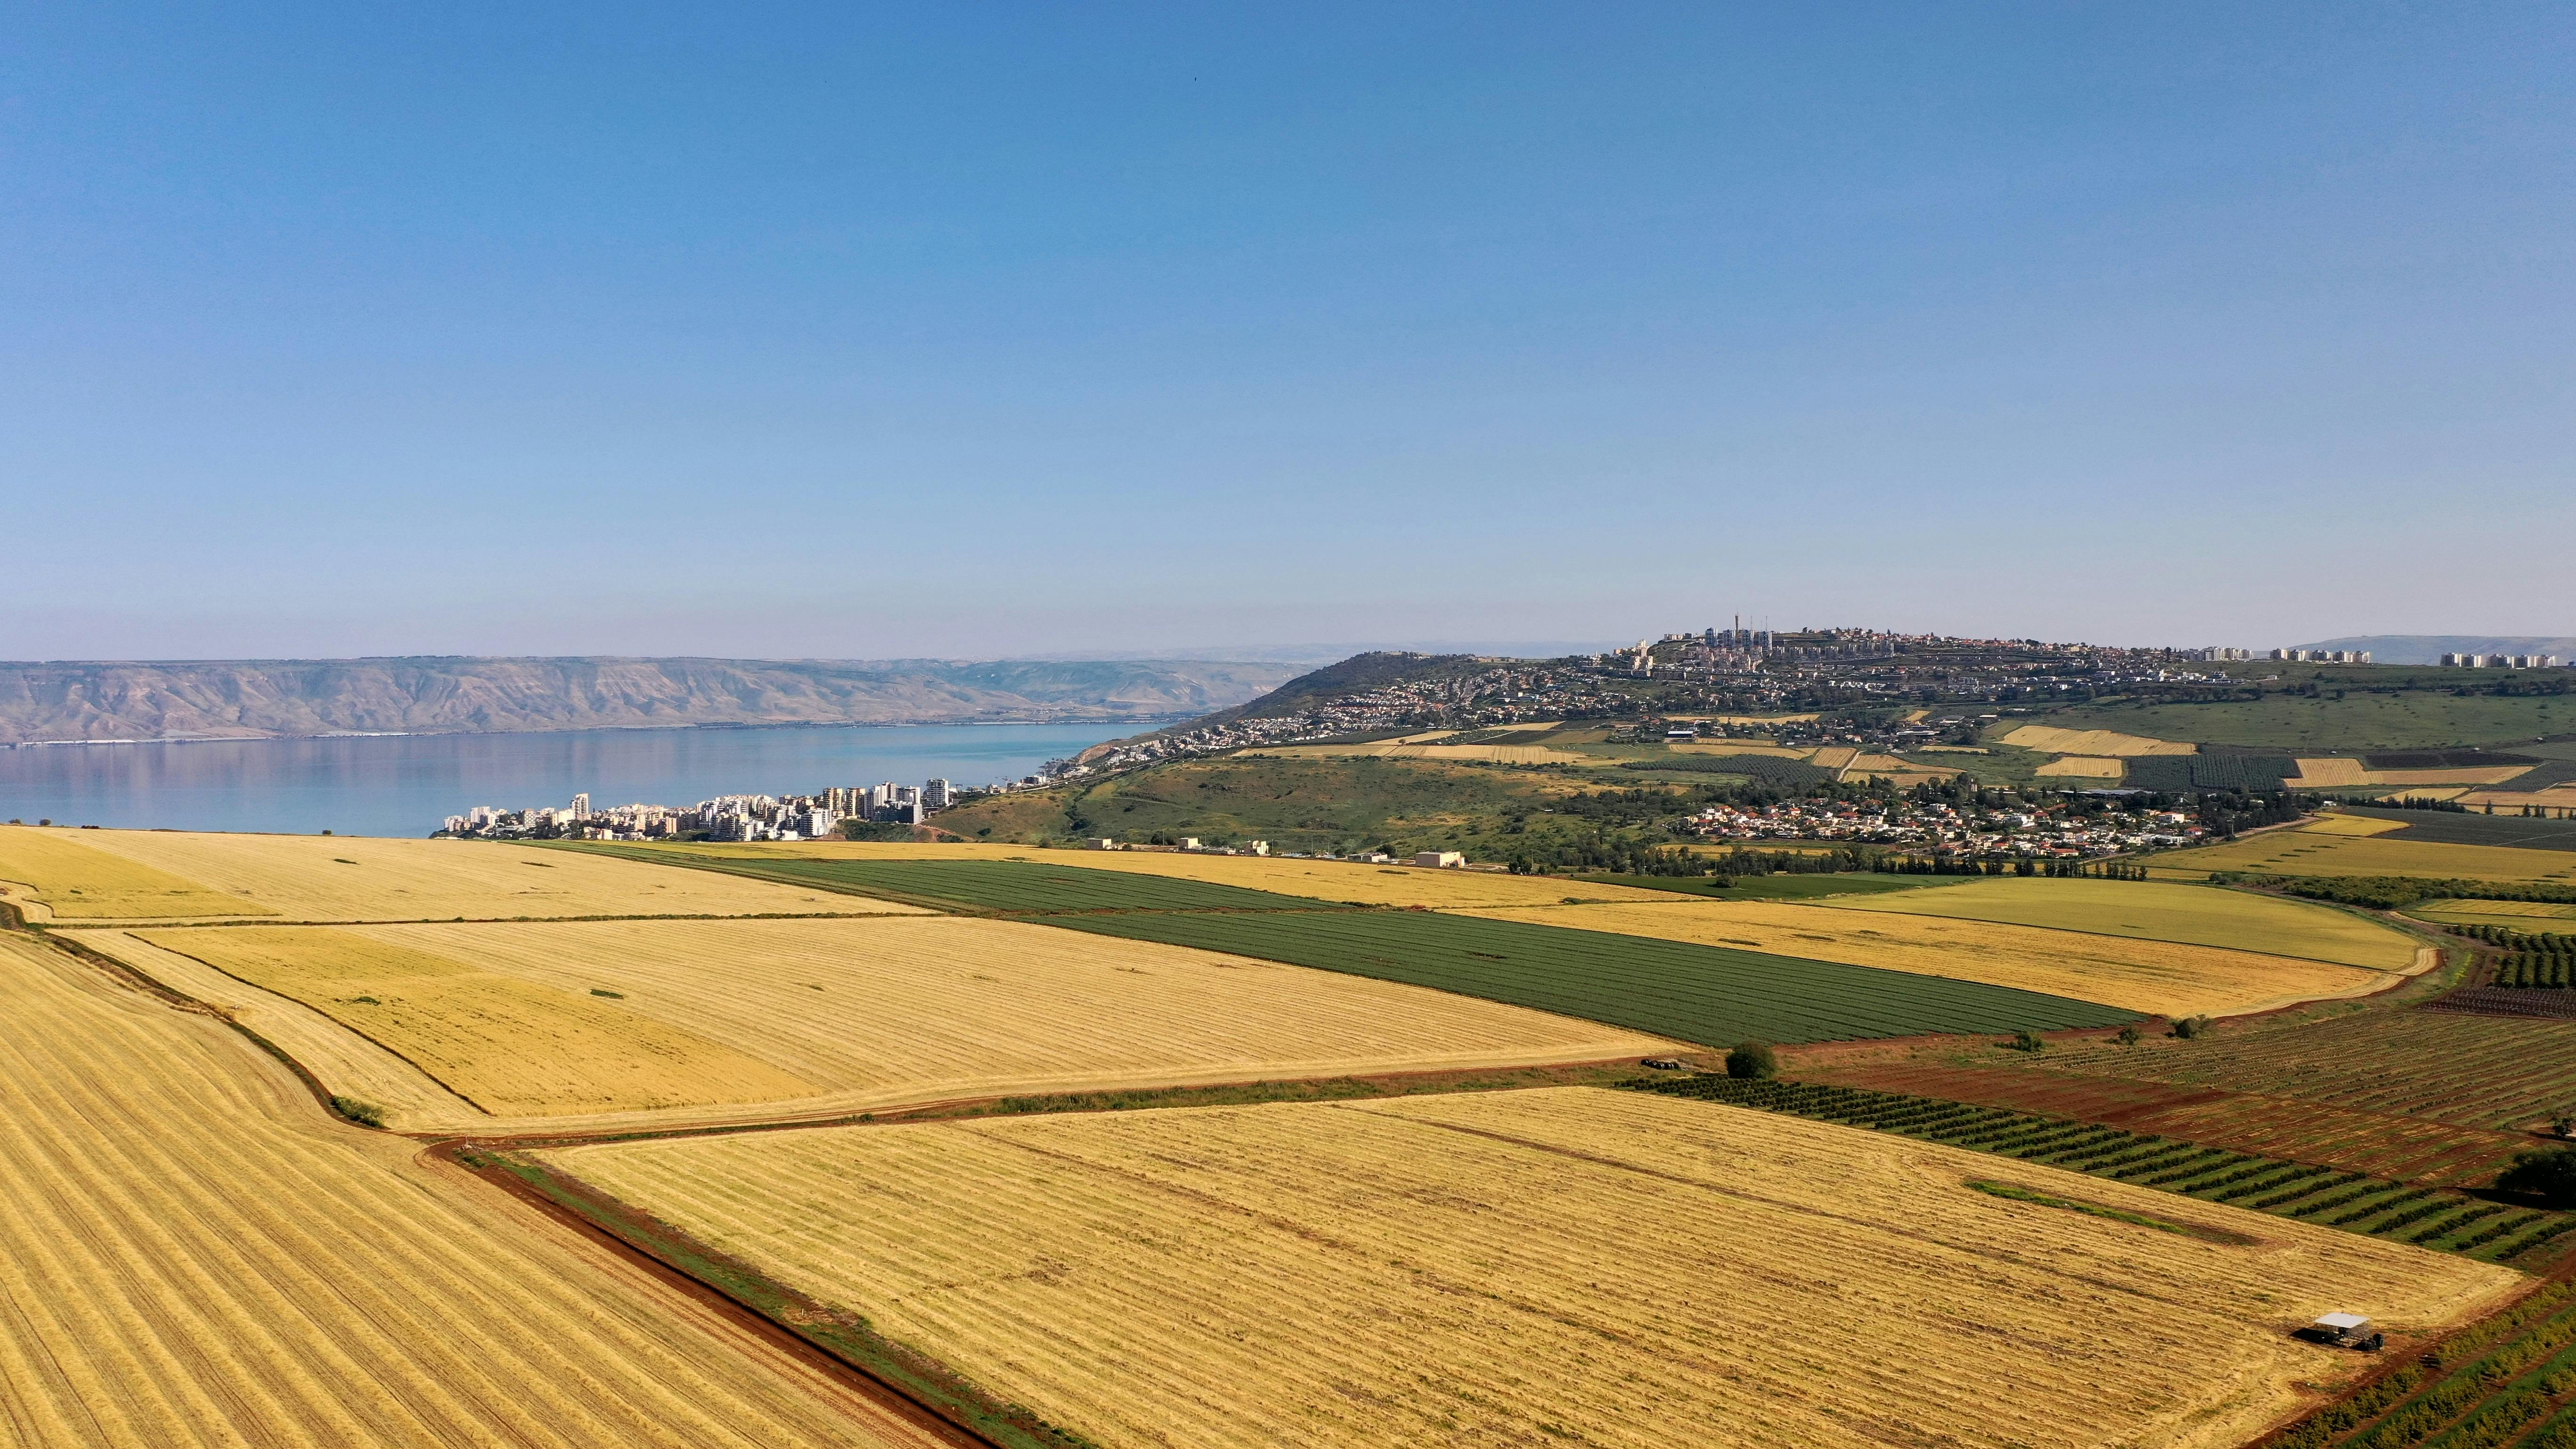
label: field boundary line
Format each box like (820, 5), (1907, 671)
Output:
(454, 1147), (1086, 1449)
(15, 923), (401, 1132)
(105, 931), (509, 1118)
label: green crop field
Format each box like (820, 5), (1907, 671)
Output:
(557, 846), (1338, 913)
(2038, 1009), (2576, 1132)
(1829, 877), (2421, 969)
(2027, 691), (2574, 752)
(1034, 906), (2139, 1046)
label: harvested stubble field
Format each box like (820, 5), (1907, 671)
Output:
(2036, 1009), (2576, 1135)
(102, 916), (1670, 1130)
(2296, 813), (2415, 837)
(566, 850), (1338, 913)
(580, 839), (1684, 909)
(2148, 829), (2576, 886)
(540, 1087), (2517, 1449)
(0, 930), (946, 1449)
(129, 925), (819, 1117)
(4, 827), (894, 922)
(1827, 876), (2422, 970)
(1038, 904), (2139, 1044)
(2036, 755), (2126, 778)
(0, 827), (273, 921)
(2000, 724), (2198, 756)
(1460, 898), (2383, 1019)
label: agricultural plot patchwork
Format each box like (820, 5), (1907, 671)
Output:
(1826, 876), (2422, 969)
(1042, 903), (2141, 1045)
(1999, 724), (2198, 755)
(1462, 898), (2381, 1019)
(539, 1087), (2517, 1449)
(1798, 1060), (2534, 1186)
(99, 916), (1669, 1129)
(564, 848), (1337, 912)
(1638, 1077), (2572, 1265)
(580, 839), (1684, 908)
(0, 931), (942, 1449)
(8, 827), (888, 922)
(2337, 807), (2576, 853)
(2147, 829), (2576, 885)
(2036, 1009), (2576, 1133)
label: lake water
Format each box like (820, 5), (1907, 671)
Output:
(0, 722), (1134, 837)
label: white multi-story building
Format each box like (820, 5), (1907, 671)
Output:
(924, 778), (952, 809)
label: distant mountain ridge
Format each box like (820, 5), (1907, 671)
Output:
(0, 656), (1300, 744)
(2296, 636), (2576, 665)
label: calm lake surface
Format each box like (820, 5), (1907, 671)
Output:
(0, 722), (1132, 837)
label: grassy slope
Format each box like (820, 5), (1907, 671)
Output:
(930, 755), (1582, 854)
(1035, 908), (2138, 1046)
(2032, 691), (2574, 752)
(1828, 877), (2421, 969)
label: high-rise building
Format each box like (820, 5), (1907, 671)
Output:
(570, 793), (590, 817)
(924, 778), (952, 810)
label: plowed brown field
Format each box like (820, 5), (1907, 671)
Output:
(543, 1087), (2516, 1449)
(0, 930), (944, 1448)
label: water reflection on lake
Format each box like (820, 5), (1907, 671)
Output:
(0, 722), (1131, 837)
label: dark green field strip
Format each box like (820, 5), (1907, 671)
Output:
(1032, 908), (2139, 1046)
(2345, 807), (2576, 853)
(554, 845), (1343, 913)
(1628, 1075), (2576, 1268)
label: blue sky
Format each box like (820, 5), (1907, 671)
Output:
(5, 4), (2569, 659)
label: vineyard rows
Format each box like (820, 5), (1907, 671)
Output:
(2259, 1277), (2576, 1449)
(1629, 1076), (2575, 1265)
(2037, 1011), (2576, 1133)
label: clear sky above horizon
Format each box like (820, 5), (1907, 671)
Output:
(6, 4), (2570, 660)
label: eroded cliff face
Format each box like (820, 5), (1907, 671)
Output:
(0, 657), (1298, 742)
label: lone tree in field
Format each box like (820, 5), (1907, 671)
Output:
(1726, 1041), (1778, 1079)
(2499, 1147), (2576, 1209)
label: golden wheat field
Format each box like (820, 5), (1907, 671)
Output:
(103, 916), (1669, 1129)
(1459, 899), (2388, 1017)
(0, 930), (944, 1449)
(2000, 724), (2198, 756)
(1807, 745), (1860, 771)
(2299, 812), (2415, 837)
(0, 828), (271, 921)
(2286, 757), (2373, 788)
(3, 827), (907, 922)
(2145, 829), (2576, 885)
(544, 1087), (2514, 1449)
(1830, 876), (2421, 969)
(2035, 755), (2125, 778)
(129, 926), (818, 1117)
(697, 838), (1687, 907)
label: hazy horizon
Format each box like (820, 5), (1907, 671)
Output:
(7, 5), (2570, 658)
